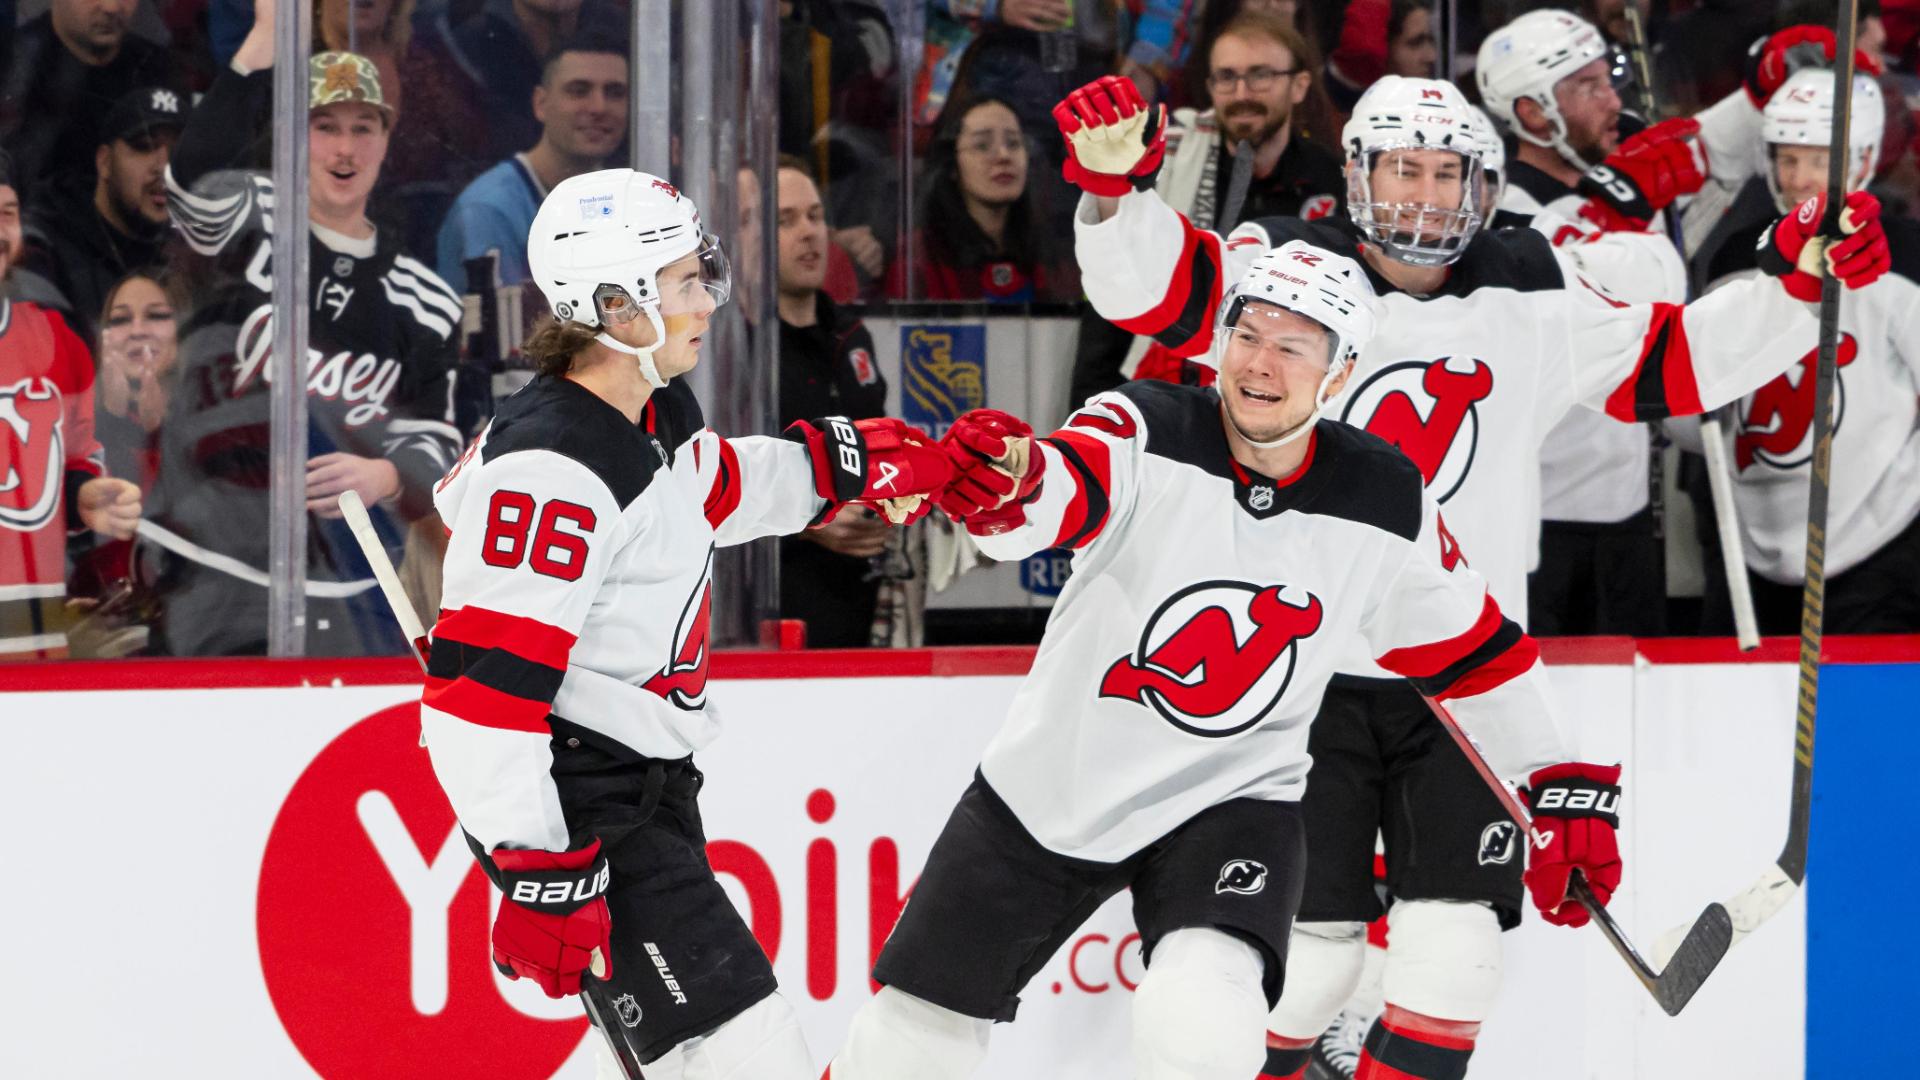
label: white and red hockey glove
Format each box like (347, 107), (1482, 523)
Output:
(1577, 117), (1706, 232)
(786, 416), (955, 525)
(937, 409), (1045, 536)
(1744, 25), (1881, 107)
(1759, 190), (1890, 303)
(1053, 75), (1168, 198)
(1523, 763), (1623, 928)
(489, 840), (614, 998)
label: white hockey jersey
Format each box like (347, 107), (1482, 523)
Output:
(1077, 188), (1823, 641)
(971, 382), (1568, 861)
(1501, 91), (1764, 526)
(420, 375), (823, 852)
(1694, 217), (1920, 582)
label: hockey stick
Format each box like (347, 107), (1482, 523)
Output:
(337, 490), (644, 1077)
(1655, 0), (1862, 974)
(1623, 5), (1760, 649)
(1418, 695), (1732, 1016)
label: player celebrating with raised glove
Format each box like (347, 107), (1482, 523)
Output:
(825, 243), (1618, 1080)
(418, 170), (949, 1080)
(1062, 70), (1884, 1080)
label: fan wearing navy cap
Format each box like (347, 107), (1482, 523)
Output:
(23, 85), (185, 344)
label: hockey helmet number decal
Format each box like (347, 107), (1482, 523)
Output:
(1100, 581), (1323, 737)
(1340, 357), (1495, 504)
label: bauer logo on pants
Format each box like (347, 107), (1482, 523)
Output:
(1216, 860), (1269, 895)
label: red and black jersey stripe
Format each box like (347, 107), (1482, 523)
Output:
(1376, 593), (1539, 700)
(703, 437), (743, 529)
(1112, 215), (1225, 358)
(1604, 302), (1704, 422)
(1042, 431), (1113, 550)
(422, 605), (576, 734)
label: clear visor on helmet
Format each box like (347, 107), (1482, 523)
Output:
(1214, 294), (1342, 371)
(593, 231), (734, 325)
(1346, 145), (1486, 268)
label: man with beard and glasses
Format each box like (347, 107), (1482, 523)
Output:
(0, 0), (174, 202)
(1069, 10), (1343, 406)
(436, 32), (628, 295)
(23, 86), (183, 345)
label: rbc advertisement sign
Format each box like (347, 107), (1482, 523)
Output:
(899, 325), (986, 440)
(1021, 548), (1074, 597)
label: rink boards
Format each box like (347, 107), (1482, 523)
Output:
(1, 638), (1914, 1079)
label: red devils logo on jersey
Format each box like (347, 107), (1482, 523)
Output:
(1069, 401), (1138, 440)
(0, 377), (65, 532)
(642, 549), (714, 710)
(1299, 194), (1337, 222)
(1735, 335), (1858, 473)
(1341, 358), (1494, 503)
(1100, 581), (1323, 737)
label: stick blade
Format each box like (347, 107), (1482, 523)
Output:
(1651, 903), (1734, 1016)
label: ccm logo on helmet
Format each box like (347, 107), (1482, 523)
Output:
(1534, 787), (1620, 815)
(509, 861), (612, 906)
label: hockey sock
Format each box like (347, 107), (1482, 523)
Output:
(1353, 1004), (1478, 1080)
(1259, 1033), (1312, 1079)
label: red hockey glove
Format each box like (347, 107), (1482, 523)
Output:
(787, 416), (955, 525)
(1577, 117), (1705, 231)
(937, 409), (1046, 536)
(489, 841), (614, 998)
(1524, 763), (1622, 929)
(1744, 25), (1881, 106)
(1760, 191), (1890, 302)
(1053, 75), (1168, 198)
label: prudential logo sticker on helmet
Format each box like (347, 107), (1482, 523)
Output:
(577, 193), (616, 221)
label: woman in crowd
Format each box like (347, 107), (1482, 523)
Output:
(893, 95), (1078, 303)
(93, 271), (184, 492)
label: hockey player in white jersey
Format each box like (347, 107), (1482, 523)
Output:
(1052, 73), (1888, 1080)
(417, 170), (954, 1080)
(825, 240), (1622, 1080)
(1687, 67), (1919, 633)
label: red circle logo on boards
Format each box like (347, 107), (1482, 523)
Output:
(257, 703), (588, 1077)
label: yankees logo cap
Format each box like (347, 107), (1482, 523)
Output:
(103, 86), (187, 146)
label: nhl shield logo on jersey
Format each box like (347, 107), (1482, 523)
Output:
(0, 377), (66, 532)
(1735, 335), (1857, 473)
(642, 549), (714, 710)
(1099, 582), (1323, 737)
(1216, 859), (1269, 895)
(1341, 357), (1494, 503)
(1477, 821), (1518, 866)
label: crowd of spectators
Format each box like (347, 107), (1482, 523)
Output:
(3, 0), (1919, 660)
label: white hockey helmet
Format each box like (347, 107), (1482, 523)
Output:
(1468, 104), (1508, 209)
(1212, 239), (1382, 448)
(1342, 77), (1490, 267)
(1476, 9), (1611, 170)
(1761, 68), (1886, 214)
(527, 169), (732, 387)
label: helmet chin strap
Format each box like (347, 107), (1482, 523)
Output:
(1224, 363), (1346, 450)
(593, 307), (670, 389)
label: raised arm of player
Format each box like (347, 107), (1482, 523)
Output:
(939, 391), (1150, 563)
(1552, 190), (1888, 426)
(691, 430), (826, 545)
(420, 449), (626, 854)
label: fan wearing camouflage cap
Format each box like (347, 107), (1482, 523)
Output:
(149, 0), (464, 657)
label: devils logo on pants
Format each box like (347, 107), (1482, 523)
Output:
(0, 377), (65, 532)
(1101, 581), (1323, 737)
(643, 547), (714, 709)
(1341, 358), (1494, 503)
(1735, 335), (1857, 472)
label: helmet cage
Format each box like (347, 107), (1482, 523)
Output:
(1346, 145), (1487, 267)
